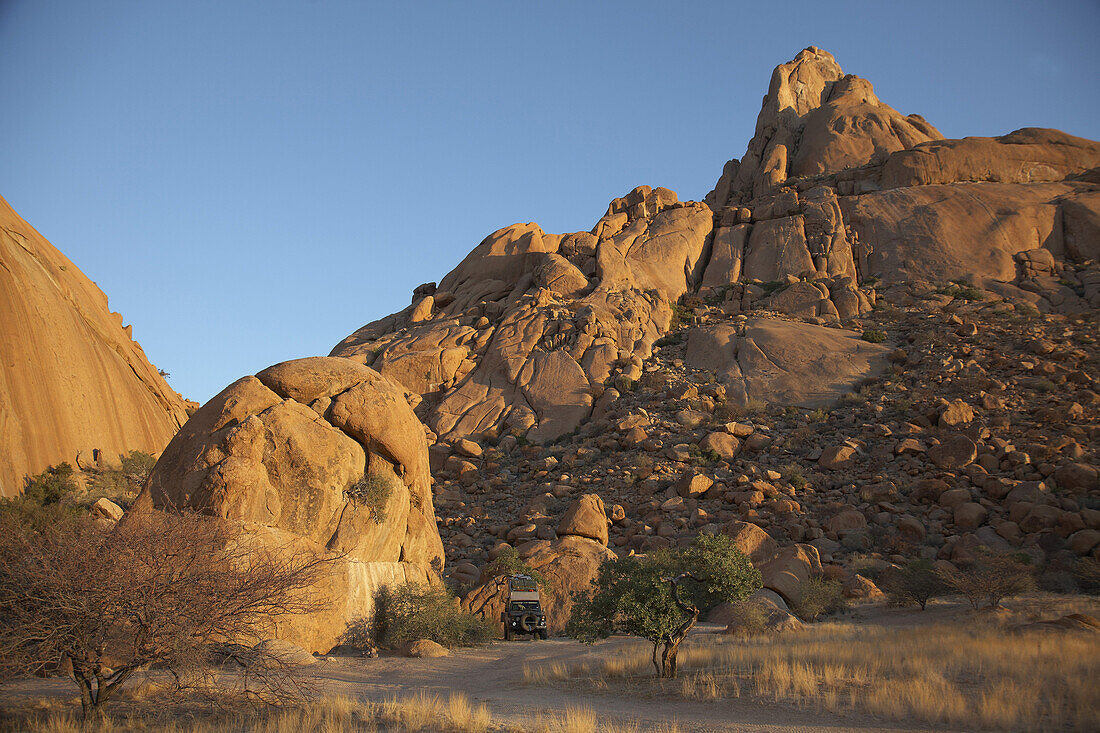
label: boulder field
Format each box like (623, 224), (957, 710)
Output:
(0, 195), (190, 496)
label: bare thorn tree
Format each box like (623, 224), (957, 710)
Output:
(0, 509), (334, 719)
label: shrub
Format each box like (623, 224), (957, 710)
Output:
(374, 582), (493, 650)
(338, 616), (377, 654)
(781, 463), (807, 490)
(881, 559), (945, 610)
(935, 280), (985, 301)
(721, 600), (768, 636)
(612, 375), (636, 393)
(1072, 558), (1100, 595)
(936, 552), (1036, 609)
(346, 473), (398, 524)
(22, 462), (77, 506)
(1, 464), (80, 529)
(1032, 377), (1057, 393)
(792, 576), (847, 622)
(669, 303), (694, 330)
(86, 451), (156, 506)
(701, 448), (723, 464)
(861, 329), (887, 343)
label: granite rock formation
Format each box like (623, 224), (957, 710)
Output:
(331, 47), (1099, 454)
(146, 357), (445, 652)
(0, 196), (190, 496)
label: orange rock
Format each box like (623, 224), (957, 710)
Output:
(0, 196), (188, 495)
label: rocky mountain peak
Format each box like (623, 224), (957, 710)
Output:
(708, 46), (943, 206)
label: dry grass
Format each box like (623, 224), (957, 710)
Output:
(527, 705), (678, 733)
(526, 617), (1100, 731)
(11, 693), (494, 732)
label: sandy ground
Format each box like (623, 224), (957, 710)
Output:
(311, 606), (986, 733)
(4, 598), (1094, 732)
(315, 629), (947, 732)
(0, 623), (951, 732)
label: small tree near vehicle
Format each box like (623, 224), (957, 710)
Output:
(485, 545), (543, 586)
(0, 510), (333, 719)
(567, 534), (760, 678)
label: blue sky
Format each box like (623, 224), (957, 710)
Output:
(2, 0), (1098, 403)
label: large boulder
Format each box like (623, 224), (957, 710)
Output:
(146, 357), (444, 653)
(758, 544), (823, 606)
(0, 196), (190, 496)
(684, 319), (889, 408)
(462, 535), (615, 634)
(721, 521), (778, 566)
(557, 494), (610, 546)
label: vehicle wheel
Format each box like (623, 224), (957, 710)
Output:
(538, 629), (548, 640)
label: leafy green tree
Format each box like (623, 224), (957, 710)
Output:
(567, 534), (760, 678)
(485, 546), (543, 586)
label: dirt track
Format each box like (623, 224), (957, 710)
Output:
(315, 621), (956, 733)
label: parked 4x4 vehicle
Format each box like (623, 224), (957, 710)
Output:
(498, 574), (548, 640)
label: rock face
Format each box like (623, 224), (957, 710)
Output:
(683, 319), (889, 407)
(147, 356), (445, 653)
(707, 47), (943, 203)
(331, 47), (1097, 449)
(707, 48), (1100, 295)
(0, 196), (190, 496)
(331, 188), (710, 446)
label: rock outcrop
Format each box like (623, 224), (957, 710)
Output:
(706, 48), (1100, 298)
(683, 319), (889, 407)
(332, 47), (1098, 453)
(332, 187), (710, 447)
(0, 196), (190, 496)
(461, 495), (616, 634)
(146, 357), (445, 652)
